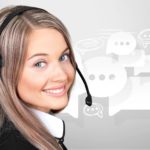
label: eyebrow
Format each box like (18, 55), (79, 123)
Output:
(28, 47), (69, 60)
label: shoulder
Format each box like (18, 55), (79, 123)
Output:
(0, 119), (37, 150)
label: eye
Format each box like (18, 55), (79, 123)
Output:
(34, 61), (46, 68)
(59, 53), (70, 62)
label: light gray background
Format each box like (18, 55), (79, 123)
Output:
(1, 0), (150, 150)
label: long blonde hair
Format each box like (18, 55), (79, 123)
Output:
(0, 5), (76, 150)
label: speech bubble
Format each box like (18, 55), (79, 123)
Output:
(106, 32), (136, 55)
(119, 77), (150, 110)
(83, 103), (103, 118)
(138, 29), (150, 48)
(75, 38), (104, 55)
(109, 78), (132, 116)
(134, 55), (150, 75)
(109, 77), (150, 116)
(83, 56), (127, 97)
(118, 49), (145, 67)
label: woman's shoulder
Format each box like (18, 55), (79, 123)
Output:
(0, 118), (37, 150)
(0, 117), (16, 141)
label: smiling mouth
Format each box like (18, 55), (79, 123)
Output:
(43, 86), (66, 97)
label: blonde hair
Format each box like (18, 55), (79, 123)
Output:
(0, 5), (76, 150)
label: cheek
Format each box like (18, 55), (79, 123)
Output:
(17, 72), (41, 100)
(65, 63), (75, 83)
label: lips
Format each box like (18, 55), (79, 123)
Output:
(43, 85), (66, 97)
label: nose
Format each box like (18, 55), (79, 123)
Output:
(49, 62), (67, 83)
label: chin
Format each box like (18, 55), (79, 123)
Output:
(51, 102), (68, 113)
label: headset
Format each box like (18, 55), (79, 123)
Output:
(0, 6), (92, 106)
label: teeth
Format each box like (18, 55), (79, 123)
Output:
(45, 87), (64, 94)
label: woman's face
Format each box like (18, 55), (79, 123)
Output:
(17, 28), (75, 112)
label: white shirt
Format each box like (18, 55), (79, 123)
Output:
(30, 108), (64, 139)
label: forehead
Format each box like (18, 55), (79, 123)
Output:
(26, 28), (67, 57)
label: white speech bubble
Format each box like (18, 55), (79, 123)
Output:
(83, 56), (127, 97)
(118, 49), (145, 67)
(109, 78), (132, 116)
(75, 38), (104, 55)
(106, 32), (136, 55)
(120, 77), (150, 110)
(134, 55), (150, 75)
(109, 77), (150, 116)
(83, 103), (103, 118)
(138, 29), (150, 48)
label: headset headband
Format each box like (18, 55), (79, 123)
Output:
(0, 6), (92, 106)
(0, 6), (41, 35)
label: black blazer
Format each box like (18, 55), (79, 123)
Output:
(0, 119), (67, 150)
(0, 119), (38, 150)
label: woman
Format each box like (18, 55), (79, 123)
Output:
(0, 5), (77, 150)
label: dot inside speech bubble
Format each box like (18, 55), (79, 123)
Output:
(106, 32), (136, 55)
